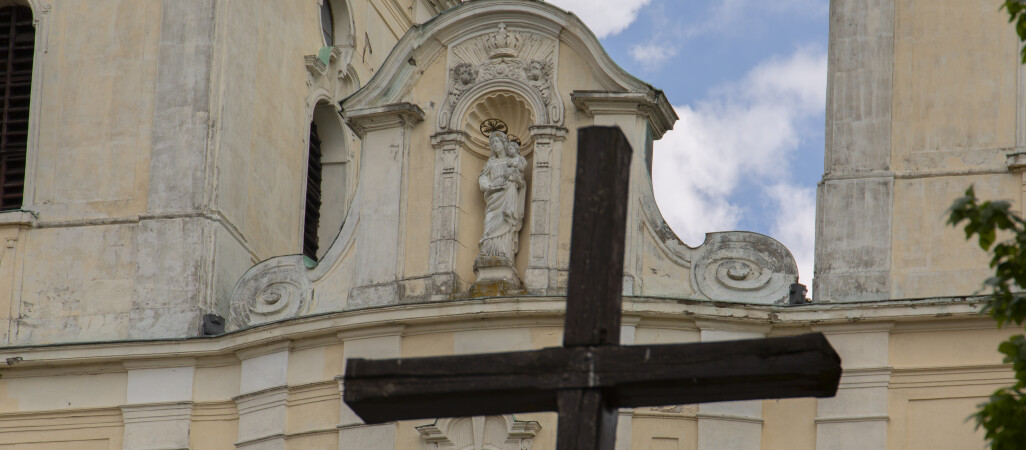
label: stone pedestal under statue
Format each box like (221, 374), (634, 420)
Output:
(470, 255), (523, 297)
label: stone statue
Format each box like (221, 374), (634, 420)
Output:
(471, 129), (527, 294)
(478, 130), (525, 262)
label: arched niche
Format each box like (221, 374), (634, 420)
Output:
(453, 86), (541, 288)
(460, 90), (538, 157)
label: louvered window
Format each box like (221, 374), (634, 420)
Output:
(0, 6), (32, 211)
(303, 122), (324, 260)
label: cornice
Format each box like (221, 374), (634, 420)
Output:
(343, 102), (425, 137)
(571, 90), (678, 139)
(0, 296), (992, 370)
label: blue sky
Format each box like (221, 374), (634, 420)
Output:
(546, 0), (830, 287)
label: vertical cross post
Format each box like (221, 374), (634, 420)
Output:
(557, 126), (633, 450)
(341, 126), (842, 450)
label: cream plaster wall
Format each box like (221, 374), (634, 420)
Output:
(817, 0), (1026, 302)
(0, 0), (448, 345)
(2, 297), (1010, 449)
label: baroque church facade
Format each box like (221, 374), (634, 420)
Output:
(0, 0), (1019, 448)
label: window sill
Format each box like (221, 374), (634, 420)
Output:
(0, 210), (37, 227)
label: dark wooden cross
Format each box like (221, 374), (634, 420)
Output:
(343, 126), (842, 450)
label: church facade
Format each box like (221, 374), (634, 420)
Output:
(0, 0), (1018, 449)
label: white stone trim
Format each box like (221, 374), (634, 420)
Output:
(234, 386), (289, 450)
(0, 296), (992, 369)
(120, 402), (193, 450)
(20, 0), (51, 209)
(814, 415), (890, 424)
(694, 412), (765, 425)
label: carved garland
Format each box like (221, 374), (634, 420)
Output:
(438, 23), (561, 131)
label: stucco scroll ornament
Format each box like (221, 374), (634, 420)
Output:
(691, 232), (798, 304)
(228, 257), (313, 329)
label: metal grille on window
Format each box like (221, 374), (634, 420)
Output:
(0, 6), (32, 211)
(304, 122), (324, 260)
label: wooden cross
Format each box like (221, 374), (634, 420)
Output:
(343, 126), (842, 450)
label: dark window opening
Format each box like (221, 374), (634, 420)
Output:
(303, 122), (324, 260)
(0, 6), (32, 211)
(320, 1), (334, 46)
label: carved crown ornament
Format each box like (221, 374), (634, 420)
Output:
(437, 23), (563, 133)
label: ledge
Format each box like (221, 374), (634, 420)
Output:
(0, 295), (990, 370)
(1007, 150), (1026, 170)
(343, 102), (425, 137)
(0, 210), (37, 227)
(570, 90), (677, 138)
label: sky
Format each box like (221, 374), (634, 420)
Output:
(545, 0), (830, 289)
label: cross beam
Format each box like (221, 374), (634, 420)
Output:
(343, 127), (842, 450)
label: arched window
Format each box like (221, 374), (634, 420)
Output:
(320, 0), (354, 47)
(304, 103), (351, 261)
(320, 0), (334, 46)
(0, 5), (32, 210)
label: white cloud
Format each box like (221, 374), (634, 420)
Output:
(767, 183), (817, 294)
(629, 43), (678, 70)
(544, 0), (651, 38)
(651, 47), (826, 288)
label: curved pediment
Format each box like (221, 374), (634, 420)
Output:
(342, 0), (664, 123)
(227, 0), (799, 331)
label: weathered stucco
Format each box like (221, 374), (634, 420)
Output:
(0, 0), (1018, 448)
(816, 0), (1024, 302)
(0, 0), (447, 345)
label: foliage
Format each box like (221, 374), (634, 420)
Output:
(1003, 0), (1026, 63)
(947, 187), (1026, 449)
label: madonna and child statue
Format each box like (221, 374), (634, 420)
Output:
(472, 130), (527, 294)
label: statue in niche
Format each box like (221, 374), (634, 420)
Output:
(478, 130), (526, 262)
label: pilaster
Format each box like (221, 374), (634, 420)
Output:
(524, 125), (567, 294)
(120, 359), (197, 450)
(427, 131), (470, 299)
(694, 323), (770, 450)
(336, 326), (404, 450)
(234, 342), (292, 450)
(570, 91), (676, 296)
(813, 323), (893, 450)
(344, 103), (424, 308)
(615, 316), (641, 450)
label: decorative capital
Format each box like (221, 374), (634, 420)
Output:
(571, 90), (678, 139)
(344, 102), (425, 137)
(528, 125), (568, 140)
(430, 130), (469, 149)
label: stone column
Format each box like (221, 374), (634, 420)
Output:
(523, 126), (567, 294)
(344, 104), (424, 308)
(121, 359), (196, 450)
(813, 323), (893, 450)
(427, 131), (469, 299)
(695, 323), (769, 450)
(234, 342), (291, 450)
(336, 326), (404, 450)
